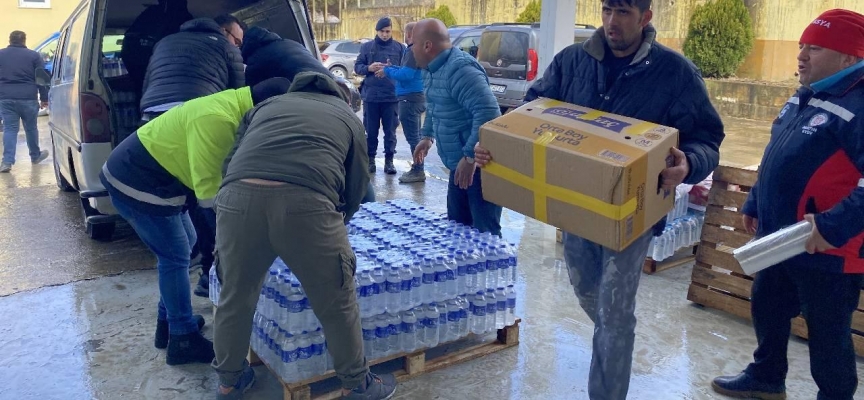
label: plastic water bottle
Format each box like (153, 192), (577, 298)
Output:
(279, 332), (298, 383)
(475, 251), (487, 292)
(465, 249), (478, 293)
(653, 234), (667, 261)
(446, 299), (461, 342)
(433, 256), (448, 301)
(410, 260), (423, 307)
(209, 267), (219, 305)
(296, 331), (313, 379)
(310, 328), (327, 375)
(495, 287), (507, 329)
(483, 246), (497, 290)
(507, 244), (518, 285)
(489, 245), (506, 287)
(387, 313), (401, 354)
(425, 303), (440, 348)
(421, 257), (435, 304)
(454, 250), (468, 295)
(276, 278), (291, 328)
(264, 270), (280, 319)
(370, 267), (386, 315)
(435, 301), (448, 343)
(286, 283), (305, 334)
(457, 296), (470, 337)
(506, 285), (517, 326)
(471, 291), (487, 335)
(399, 263), (413, 308)
(445, 255), (459, 298)
(358, 271), (375, 318)
(400, 309), (419, 352)
(385, 266), (402, 313)
(485, 288), (497, 333)
(374, 314), (390, 357)
(361, 317), (376, 360)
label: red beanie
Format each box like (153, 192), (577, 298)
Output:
(800, 9), (864, 58)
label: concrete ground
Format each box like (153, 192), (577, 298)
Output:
(0, 114), (861, 400)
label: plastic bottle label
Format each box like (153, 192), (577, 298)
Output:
(288, 299), (304, 313)
(362, 328), (376, 341)
(486, 302), (496, 314)
(388, 324), (400, 336)
(386, 281), (401, 293)
(474, 306), (486, 317)
(448, 311), (460, 323)
(507, 298), (516, 308)
(466, 263), (477, 275)
(298, 346), (312, 360)
(435, 270), (447, 283)
(282, 348), (297, 363)
(401, 279), (412, 292)
(426, 317), (438, 328)
(372, 282), (382, 295)
(412, 276), (422, 288)
(497, 300), (507, 312)
(422, 273), (434, 285)
(312, 343), (325, 356)
(445, 269), (456, 281)
(509, 256), (517, 267)
(487, 260), (496, 272)
(476, 262), (486, 273)
(359, 284), (374, 298)
(457, 264), (467, 276)
(375, 326), (389, 339)
(439, 313), (447, 324)
(402, 321), (417, 334)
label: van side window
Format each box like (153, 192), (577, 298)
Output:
(53, 28), (70, 81)
(60, 11), (88, 83)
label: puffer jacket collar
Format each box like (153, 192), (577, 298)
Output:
(427, 48), (455, 73)
(179, 18), (224, 35)
(241, 27), (282, 60)
(583, 24), (657, 65)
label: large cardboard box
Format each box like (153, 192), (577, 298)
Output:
(479, 98), (679, 251)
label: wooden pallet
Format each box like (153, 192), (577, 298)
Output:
(643, 245), (698, 274)
(686, 165), (864, 355)
(254, 319), (521, 400)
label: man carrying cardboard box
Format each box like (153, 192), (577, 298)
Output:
(411, 18), (503, 235)
(712, 9), (864, 400)
(475, 0), (724, 398)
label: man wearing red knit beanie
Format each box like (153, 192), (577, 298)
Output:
(713, 9), (864, 400)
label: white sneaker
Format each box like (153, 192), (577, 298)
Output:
(32, 150), (49, 164)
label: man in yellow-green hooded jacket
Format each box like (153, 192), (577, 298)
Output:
(99, 77), (293, 366)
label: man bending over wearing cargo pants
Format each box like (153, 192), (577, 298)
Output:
(212, 71), (397, 400)
(474, 0), (724, 398)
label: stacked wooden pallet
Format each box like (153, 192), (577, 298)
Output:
(686, 165), (864, 355)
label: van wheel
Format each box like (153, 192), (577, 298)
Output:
(87, 221), (116, 241)
(53, 153), (75, 192)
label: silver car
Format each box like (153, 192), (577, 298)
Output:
(318, 39), (368, 80)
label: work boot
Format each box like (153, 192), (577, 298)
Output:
(368, 159), (376, 174)
(398, 164), (425, 183)
(711, 373), (786, 400)
(32, 150), (49, 164)
(155, 315), (206, 349)
(384, 157), (396, 175)
(166, 331), (215, 365)
(217, 365), (256, 400)
(194, 272), (210, 298)
(341, 372), (396, 399)
(0, 163), (10, 173)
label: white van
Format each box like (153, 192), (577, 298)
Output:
(48, 0), (321, 240)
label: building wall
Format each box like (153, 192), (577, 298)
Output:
(0, 1), (79, 48)
(318, 0), (864, 82)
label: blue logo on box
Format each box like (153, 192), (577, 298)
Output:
(542, 107), (632, 133)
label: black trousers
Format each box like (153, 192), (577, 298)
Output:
(363, 101), (398, 159)
(744, 262), (862, 400)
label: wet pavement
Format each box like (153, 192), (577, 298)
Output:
(2, 114), (859, 400)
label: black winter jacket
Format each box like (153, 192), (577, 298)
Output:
(139, 18), (244, 112)
(527, 25), (725, 236)
(354, 38), (404, 103)
(241, 27), (331, 87)
(0, 44), (48, 101)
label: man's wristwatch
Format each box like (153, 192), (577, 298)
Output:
(465, 156), (475, 164)
(422, 137), (435, 144)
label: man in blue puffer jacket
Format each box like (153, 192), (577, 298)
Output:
(475, 1), (724, 399)
(354, 17), (404, 174)
(411, 19), (502, 235)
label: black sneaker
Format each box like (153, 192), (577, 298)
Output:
(166, 331), (215, 365)
(711, 373), (786, 400)
(194, 272), (209, 298)
(368, 160), (376, 174)
(155, 315), (206, 349)
(384, 158), (396, 175)
(342, 372), (396, 400)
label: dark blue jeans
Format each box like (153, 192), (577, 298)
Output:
(0, 99), (41, 165)
(745, 263), (862, 400)
(398, 99), (425, 163)
(364, 101), (398, 158)
(111, 195), (200, 335)
(447, 168), (502, 236)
